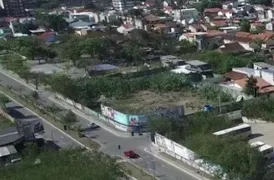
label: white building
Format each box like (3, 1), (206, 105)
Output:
(172, 8), (199, 23)
(112, 0), (138, 12)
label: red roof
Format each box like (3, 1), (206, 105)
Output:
(211, 20), (228, 26)
(204, 8), (221, 13)
(224, 71), (247, 81)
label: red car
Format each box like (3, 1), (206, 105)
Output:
(124, 150), (140, 159)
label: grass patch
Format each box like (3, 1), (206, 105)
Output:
(121, 162), (156, 180)
(0, 115), (14, 130)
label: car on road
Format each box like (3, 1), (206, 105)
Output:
(124, 150), (140, 159)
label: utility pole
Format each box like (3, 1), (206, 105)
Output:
(218, 94), (221, 114)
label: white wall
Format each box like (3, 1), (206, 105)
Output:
(154, 133), (195, 161)
(261, 71), (274, 85)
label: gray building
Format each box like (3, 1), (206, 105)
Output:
(0, 0), (36, 17)
(112, 0), (139, 11)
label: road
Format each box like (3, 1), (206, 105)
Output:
(0, 69), (203, 180)
(6, 100), (80, 149)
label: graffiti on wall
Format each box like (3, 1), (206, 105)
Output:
(101, 104), (129, 125)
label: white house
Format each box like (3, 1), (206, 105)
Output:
(172, 8), (199, 23)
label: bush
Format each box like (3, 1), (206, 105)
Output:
(184, 51), (263, 74)
(242, 97), (274, 121)
(149, 112), (266, 179)
(198, 84), (232, 102)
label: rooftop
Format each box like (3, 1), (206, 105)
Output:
(0, 145), (17, 157)
(258, 144), (273, 152)
(0, 127), (23, 146)
(186, 60), (207, 66)
(254, 62), (274, 70)
(87, 64), (119, 72)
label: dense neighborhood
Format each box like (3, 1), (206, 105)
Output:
(1, 0), (274, 180)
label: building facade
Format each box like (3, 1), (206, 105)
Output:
(0, 0), (36, 17)
(112, 0), (138, 12)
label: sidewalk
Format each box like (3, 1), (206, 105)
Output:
(0, 66), (140, 138)
(145, 145), (211, 180)
(49, 96), (136, 138)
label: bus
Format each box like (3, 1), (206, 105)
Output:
(250, 141), (265, 149)
(258, 144), (274, 160)
(213, 124), (251, 138)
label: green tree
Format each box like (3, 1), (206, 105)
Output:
(62, 38), (81, 66)
(177, 40), (197, 54)
(62, 110), (77, 129)
(0, 94), (10, 110)
(250, 38), (263, 53)
(244, 76), (258, 96)
(240, 19), (251, 32)
(36, 13), (68, 32)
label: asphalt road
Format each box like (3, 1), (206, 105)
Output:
(0, 70), (202, 180)
(6, 100), (79, 149)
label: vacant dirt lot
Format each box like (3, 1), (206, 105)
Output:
(109, 90), (212, 115)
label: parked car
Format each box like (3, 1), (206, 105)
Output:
(124, 150), (140, 159)
(88, 122), (99, 130)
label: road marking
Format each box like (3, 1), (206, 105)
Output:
(0, 70), (36, 91)
(0, 91), (89, 150)
(0, 131), (18, 137)
(144, 147), (207, 180)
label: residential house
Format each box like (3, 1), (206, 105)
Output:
(69, 10), (99, 23)
(217, 42), (247, 54)
(210, 19), (228, 27)
(204, 8), (221, 18)
(253, 62), (274, 86)
(180, 30), (225, 50)
(224, 71), (248, 81)
(172, 8), (199, 23)
(117, 24), (135, 34)
(186, 60), (212, 73)
(232, 67), (255, 77)
(265, 21), (274, 31)
(188, 24), (205, 33)
(38, 32), (58, 44)
(160, 55), (185, 67)
(69, 20), (95, 30)
(223, 77), (274, 94)
(217, 9), (233, 19)
(250, 22), (265, 31)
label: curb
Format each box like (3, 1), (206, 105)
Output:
(49, 96), (133, 138)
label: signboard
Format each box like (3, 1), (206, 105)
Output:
(101, 105), (129, 125)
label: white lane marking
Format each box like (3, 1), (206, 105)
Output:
(0, 70), (36, 91)
(1, 91), (89, 150)
(0, 131), (18, 137)
(144, 147), (208, 180)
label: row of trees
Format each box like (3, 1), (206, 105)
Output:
(48, 73), (191, 107)
(148, 113), (269, 179)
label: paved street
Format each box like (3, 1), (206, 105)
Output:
(0, 69), (204, 180)
(6, 100), (80, 149)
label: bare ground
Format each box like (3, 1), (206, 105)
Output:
(109, 90), (211, 115)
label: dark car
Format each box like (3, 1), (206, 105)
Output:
(124, 150), (140, 159)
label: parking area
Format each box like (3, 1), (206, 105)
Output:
(248, 123), (274, 147)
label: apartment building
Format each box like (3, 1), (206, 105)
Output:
(112, 0), (139, 12)
(0, 0), (36, 17)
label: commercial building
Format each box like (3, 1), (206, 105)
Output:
(0, 0), (36, 17)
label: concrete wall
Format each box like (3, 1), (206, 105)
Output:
(154, 133), (222, 176)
